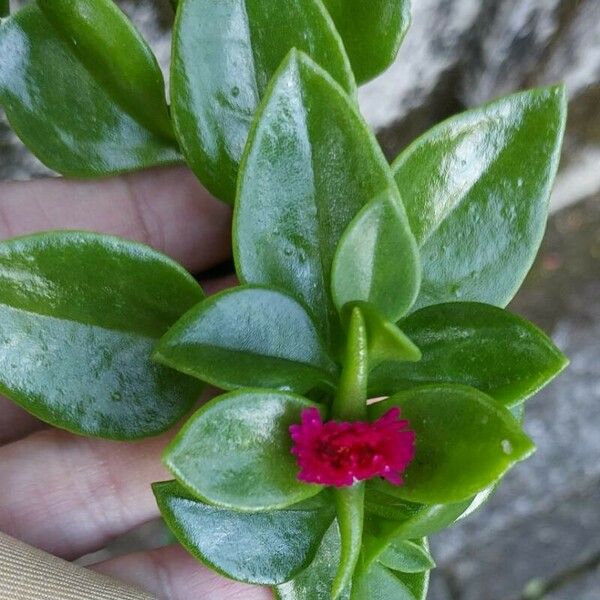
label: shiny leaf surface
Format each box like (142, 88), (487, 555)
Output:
(378, 540), (435, 573)
(0, 232), (203, 439)
(37, 0), (173, 140)
(234, 50), (418, 349)
(393, 87), (567, 310)
(351, 563), (426, 600)
(171, 0), (355, 202)
(332, 190), (420, 322)
(364, 490), (472, 541)
(369, 384), (535, 503)
(370, 302), (567, 406)
(164, 389), (323, 511)
(0, 5), (179, 176)
(323, 0), (411, 83)
(155, 286), (338, 394)
(154, 480), (335, 585)
(276, 522), (351, 600)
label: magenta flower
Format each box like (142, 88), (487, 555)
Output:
(289, 407), (415, 487)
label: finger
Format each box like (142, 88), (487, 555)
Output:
(0, 427), (170, 560)
(0, 397), (45, 445)
(0, 166), (231, 273)
(93, 545), (273, 600)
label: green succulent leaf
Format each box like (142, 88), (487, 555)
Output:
(393, 86), (567, 310)
(0, 5), (180, 176)
(154, 286), (338, 394)
(351, 563), (427, 600)
(369, 384), (535, 503)
(276, 522), (351, 600)
(235, 50), (419, 350)
(276, 521), (428, 600)
(153, 480), (335, 585)
(164, 389), (323, 511)
(363, 490), (472, 540)
(36, 0), (173, 140)
(332, 190), (420, 322)
(370, 302), (567, 406)
(323, 0), (411, 83)
(171, 0), (355, 203)
(378, 540), (435, 573)
(0, 232), (203, 439)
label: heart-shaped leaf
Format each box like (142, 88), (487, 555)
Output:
(164, 389), (323, 511)
(332, 190), (420, 322)
(235, 50), (419, 350)
(37, 0), (173, 140)
(322, 0), (411, 83)
(154, 286), (338, 394)
(369, 384), (535, 503)
(154, 480), (335, 585)
(0, 232), (203, 439)
(171, 0), (355, 202)
(369, 302), (567, 407)
(378, 540), (435, 573)
(0, 5), (179, 176)
(393, 86), (567, 310)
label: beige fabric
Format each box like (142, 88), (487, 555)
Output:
(0, 532), (157, 600)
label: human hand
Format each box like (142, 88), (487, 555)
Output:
(0, 167), (271, 600)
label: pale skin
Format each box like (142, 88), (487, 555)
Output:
(0, 167), (272, 600)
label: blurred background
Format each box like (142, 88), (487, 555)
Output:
(2, 1), (599, 598)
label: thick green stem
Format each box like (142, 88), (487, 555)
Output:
(332, 306), (368, 421)
(0, 0), (9, 18)
(330, 306), (369, 598)
(332, 483), (365, 599)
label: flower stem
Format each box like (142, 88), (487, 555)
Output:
(332, 306), (368, 421)
(331, 306), (369, 598)
(0, 0), (9, 18)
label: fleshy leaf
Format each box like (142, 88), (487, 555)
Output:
(369, 302), (567, 407)
(363, 491), (472, 540)
(0, 232), (203, 439)
(0, 5), (180, 176)
(368, 384), (535, 503)
(154, 286), (338, 394)
(276, 521), (428, 600)
(37, 0), (173, 140)
(234, 50), (418, 349)
(154, 480), (335, 585)
(171, 0), (355, 202)
(332, 190), (420, 322)
(323, 0), (411, 83)
(378, 540), (435, 573)
(393, 86), (567, 310)
(351, 563), (426, 600)
(164, 389), (324, 511)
